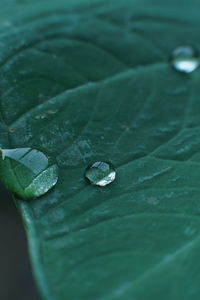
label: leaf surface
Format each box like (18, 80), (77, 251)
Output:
(1, 0), (200, 299)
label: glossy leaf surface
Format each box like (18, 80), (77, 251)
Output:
(1, 0), (200, 299)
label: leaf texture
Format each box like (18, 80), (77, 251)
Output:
(1, 0), (200, 299)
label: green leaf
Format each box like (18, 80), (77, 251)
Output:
(1, 0), (200, 299)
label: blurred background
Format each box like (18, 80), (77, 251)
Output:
(0, 183), (40, 300)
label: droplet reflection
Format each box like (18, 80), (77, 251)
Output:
(85, 161), (116, 186)
(171, 46), (199, 73)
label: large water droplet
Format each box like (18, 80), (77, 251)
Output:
(171, 46), (199, 73)
(85, 161), (116, 186)
(0, 147), (58, 199)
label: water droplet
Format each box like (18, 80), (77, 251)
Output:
(8, 127), (15, 133)
(0, 147), (58, 199)
(171, 46), (199, 73)
(85, 161), (116, 186)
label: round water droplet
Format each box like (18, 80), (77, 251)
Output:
(171, 46), (199, 73)
(0, 147), (58, 199)
(85, 161), (116, 186)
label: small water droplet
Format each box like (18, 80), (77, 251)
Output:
(85, 161), (116, 186)
(171, 46), (199, 73)
(48, 109), (58, 114)
(8, 127), (15, 133)
(0, 147), (58, 199)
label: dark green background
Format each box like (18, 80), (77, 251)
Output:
(0, 183), (39, 300)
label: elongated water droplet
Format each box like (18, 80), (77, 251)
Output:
(0, 148), (58, 199)
(171, 46), (199, 73)
(85, 161), (116, 186)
